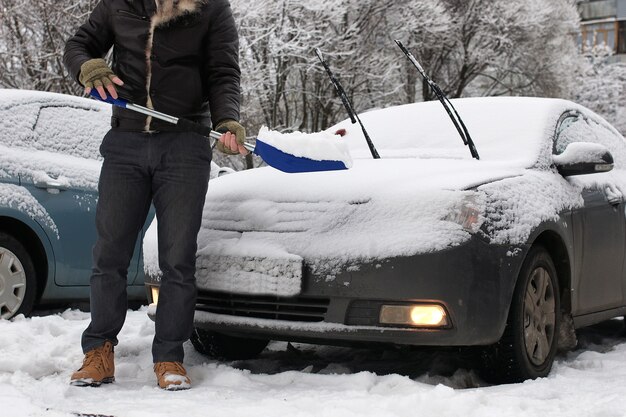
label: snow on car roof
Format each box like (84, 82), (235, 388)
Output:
(0, 88), (109, 111)
(334, 97), (585, 167)
(0, 89), (110, 190)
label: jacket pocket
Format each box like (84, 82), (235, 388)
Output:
(116, 9), (149, 21)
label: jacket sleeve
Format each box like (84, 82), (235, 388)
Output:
(64, 0), (115, 85)
(203, 0), (241, 126)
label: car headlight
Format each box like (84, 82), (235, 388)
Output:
(444, 194), (484, 233)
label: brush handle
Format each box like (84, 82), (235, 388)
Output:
(88, 91), (129, 108)
(176, 118), (212, 137)
(89, 91), (213, 137)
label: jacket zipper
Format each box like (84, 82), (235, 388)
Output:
(116, 9), (149, 21)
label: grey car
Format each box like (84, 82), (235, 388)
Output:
(145, 97), (626, 383)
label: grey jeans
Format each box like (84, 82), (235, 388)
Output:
(82, 129), (212, 362)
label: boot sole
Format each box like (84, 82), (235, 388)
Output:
(70, 376), (115, 387)
(159, 385), (191, 391)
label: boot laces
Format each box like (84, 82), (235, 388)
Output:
(155, 361), (186, 376)
(81, 345), (109, 373)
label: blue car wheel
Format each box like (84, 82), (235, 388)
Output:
(0, 232), (37, 319)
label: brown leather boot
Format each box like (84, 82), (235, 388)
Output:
(70, 341), (115, 387)
(154, 362), (191, 391)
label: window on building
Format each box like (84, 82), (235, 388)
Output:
(619, 21), (626, 54)
(580, 21), (620, 53)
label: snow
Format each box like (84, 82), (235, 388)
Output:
(332, 97), (573, 165)
(257, 126), (353, 167)
(552, 142), (611, 165)
(196, 254), (303, 297)
(0, 89), (108, 244)
(0, 183), (58, 235)
(479, 172), (583, 245)
(0, 145), (102, 191)
(0, 89), (110, 160)
(0, 89), (109, 190)
(162, 374), (191, 390)
(185, 158), (519, 284)
(145, 97), (605, 288)
(3, 309), (626, 417)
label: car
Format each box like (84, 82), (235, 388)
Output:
(0, 89), (154, 319)
(144, 96), (626, 383)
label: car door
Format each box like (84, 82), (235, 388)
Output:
(20, 103), (146, 287)
(554, 112), (626, 314)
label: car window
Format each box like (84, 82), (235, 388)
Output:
(554, 113), (626, 169)
(32, 106), (110, 160)
(0, 103), (40, 146)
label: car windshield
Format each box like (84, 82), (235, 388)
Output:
(331, 97), (571, 168)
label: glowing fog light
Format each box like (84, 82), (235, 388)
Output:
(150, 286), (160, 306)
(379, 304), (448, 327)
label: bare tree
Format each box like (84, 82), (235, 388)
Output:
(0, 0), (98, 94)
(393, 0), (581, 101)
(573, 45), (626, 134)
(3, 0), (624, 160)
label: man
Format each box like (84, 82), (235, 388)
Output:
(64, 0), (247, 390)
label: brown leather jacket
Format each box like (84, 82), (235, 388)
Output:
(64, 0), (241, 132)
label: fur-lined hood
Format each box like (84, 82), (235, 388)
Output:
(153, 0), (207, 27)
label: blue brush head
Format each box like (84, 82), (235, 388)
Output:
(254, 139), (348, 174)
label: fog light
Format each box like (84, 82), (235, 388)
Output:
(150, 286), (160, 306)
(379, 304), (448, 327)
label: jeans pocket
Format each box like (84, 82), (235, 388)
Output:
(193, 132), (213, 163)
(99, 129), (114, 158)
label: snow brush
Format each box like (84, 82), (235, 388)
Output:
(88, 91), (350, 173)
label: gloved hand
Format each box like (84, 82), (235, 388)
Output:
(79, 58), (124, 100)
(215, 119), (247, 155)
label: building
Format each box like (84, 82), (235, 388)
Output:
(577, 0), (626, 61)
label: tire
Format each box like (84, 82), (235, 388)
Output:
(190, 327), (269, 360)
(480, 245), (560, 383)
(0, 232), (37, 319)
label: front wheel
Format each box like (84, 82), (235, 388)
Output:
(480, 245), (560, 383)
(0, 232), (37, 319)
(190, 327), (270, 361)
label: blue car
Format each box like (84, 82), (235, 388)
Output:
(0, 89), (153, 319)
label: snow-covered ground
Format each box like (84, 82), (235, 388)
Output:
(2, 309), (626, 417)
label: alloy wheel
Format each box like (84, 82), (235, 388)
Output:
(523, 266), (556, 366)
(0, 246), (27, 319)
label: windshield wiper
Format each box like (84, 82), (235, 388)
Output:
(394, 40), (480, 160)
(315, 48), (380, 159)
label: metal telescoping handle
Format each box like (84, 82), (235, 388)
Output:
(126, 103), (178, 124)
(89, 91), (255, 150)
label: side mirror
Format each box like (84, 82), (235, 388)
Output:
(553, 142), (614, 177)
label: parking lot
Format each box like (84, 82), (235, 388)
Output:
(2, 309), (626, 417)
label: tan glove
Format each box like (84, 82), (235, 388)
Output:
(215, 119), (247, 155)
(79, 58), (123, 98)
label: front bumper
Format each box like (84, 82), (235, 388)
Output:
(146, 237), (527, 347)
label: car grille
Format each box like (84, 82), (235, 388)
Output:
(196, 291), (330, 322)
(345, 300), (381, 326)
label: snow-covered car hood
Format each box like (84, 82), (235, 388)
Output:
(202, 157), (522, 205)
(144, 158), (528, 291)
